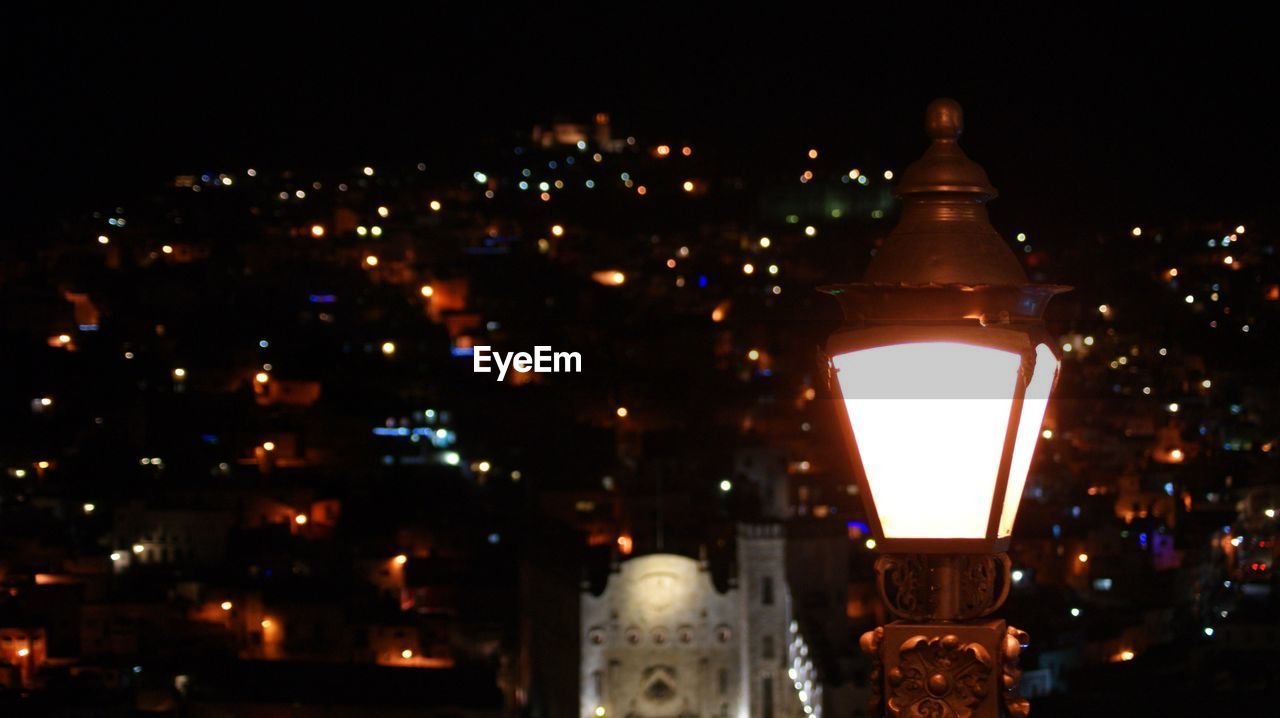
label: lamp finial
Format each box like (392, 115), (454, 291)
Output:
(925, 98), (964, 140)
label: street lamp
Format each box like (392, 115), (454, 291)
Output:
(821, 99), (1068, 718)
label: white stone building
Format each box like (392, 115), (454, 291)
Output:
(580, 524), (820, 718)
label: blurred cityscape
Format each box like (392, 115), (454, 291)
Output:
(2, 108), (1277, 717)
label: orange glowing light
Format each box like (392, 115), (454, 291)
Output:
(310, 224), (325, 238)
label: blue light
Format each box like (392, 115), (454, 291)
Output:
(697, 276), (708, 288)
(373, 427), (411, 437)
(451, 346), (475, 357)
(1164, 482), (1175, 496)
(259, 340), (269, 348)
(309, 294), (337, 304)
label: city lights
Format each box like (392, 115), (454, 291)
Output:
(7, 54), (1272, 715)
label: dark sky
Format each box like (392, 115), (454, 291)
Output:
(9, 8), (1276, 237)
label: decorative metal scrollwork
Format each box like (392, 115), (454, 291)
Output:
(957, 554), (1012, 619)
(1000, 625), (1031, 718)
(875, 555), (931, 621)
(887, 634), (993, 718)
(876, 554), (1011, 621)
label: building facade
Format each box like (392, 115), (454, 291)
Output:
(580, 524), (818, 718)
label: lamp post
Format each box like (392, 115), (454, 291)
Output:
(821, 99), (1068, 718)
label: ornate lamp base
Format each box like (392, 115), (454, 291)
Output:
(860, 554), (1030, 717)
(861, 619), (1029, 718)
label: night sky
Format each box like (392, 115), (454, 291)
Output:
(11, 8), (1275, 237)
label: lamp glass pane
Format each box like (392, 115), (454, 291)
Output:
(997, 343), (1058, 537)
(833, 342), (1021, 539)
